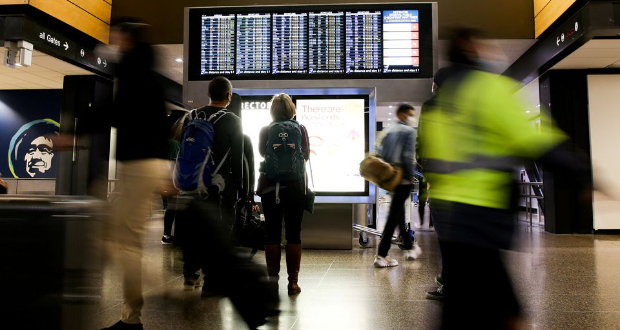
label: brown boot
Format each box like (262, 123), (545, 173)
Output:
(286, 244), (302, 295)
(265, 245), (281, 281)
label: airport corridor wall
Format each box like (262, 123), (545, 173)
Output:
(0, 89), (62, 194)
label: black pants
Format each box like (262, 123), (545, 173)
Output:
(432, 200), (520, 330)
(440, 241), (520, 329)
(178, 192), (236, 286)
(378, 184), (413, 257)
(261, 188), (305, 245)
(162, 196), (176, 236)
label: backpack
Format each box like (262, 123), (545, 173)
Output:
(173, 109), (229, 193)
(262, 120), (305, 182)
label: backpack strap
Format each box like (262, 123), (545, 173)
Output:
(275, 181), (280, 205)
(213, 148), (231, 176)
(207, 109), (229, 124)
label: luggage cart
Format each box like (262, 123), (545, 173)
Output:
(354, 177), (420, 248)
(353, 223), (415, 249)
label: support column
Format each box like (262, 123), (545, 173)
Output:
(56, 75), (113, 198)
(539, 70), (593, 234)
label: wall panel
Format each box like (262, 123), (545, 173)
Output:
(534, 0), (551, 16)
(29, 0), (110, 43)
(69, 0), (112, 23)
(535, 0), (578, 38)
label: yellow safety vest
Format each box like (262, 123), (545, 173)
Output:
(418, 70), (567, 209)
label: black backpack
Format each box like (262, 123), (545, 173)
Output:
(261, 120), (305, 182)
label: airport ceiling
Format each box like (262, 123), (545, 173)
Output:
(111, 0), (535, 44)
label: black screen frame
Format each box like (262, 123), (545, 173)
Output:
(187, 3), (434, 81)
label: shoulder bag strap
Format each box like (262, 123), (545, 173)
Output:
(213, 148), (230, 176)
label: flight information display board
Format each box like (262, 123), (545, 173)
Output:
(187, 3), (434, 80)
(345, 11), (382, 74)
(272, 12), (308, 74)
(200, 14), (235, 75)
(309, 11), (345, 74)
(236, 13), (271, 74)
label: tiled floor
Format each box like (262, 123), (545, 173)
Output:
(90, 213), (620, 330)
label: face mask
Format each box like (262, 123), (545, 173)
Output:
(406, 116), (418, 127)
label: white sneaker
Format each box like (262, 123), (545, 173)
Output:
(374, 255), (399, 268)
(404, 244), (423, 261)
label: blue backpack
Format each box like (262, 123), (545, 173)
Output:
(173, 109), (229, 193)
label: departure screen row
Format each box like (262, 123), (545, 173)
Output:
(199, 10), (421, 76)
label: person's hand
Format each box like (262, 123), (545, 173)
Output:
(160, 180), (179, 197)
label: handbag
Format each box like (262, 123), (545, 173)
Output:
(305, 158), (316, 214)
(236, 200), (265, 251)
(359, 154), (403, 192)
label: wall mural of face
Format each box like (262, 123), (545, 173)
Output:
(24, 136), (54, 177)
(8, 119), (60, 178)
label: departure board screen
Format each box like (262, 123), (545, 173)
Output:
(187, 3), (435, 80)
(272, 12), (308, 74)
(309, 11), (345, 74)
(345, 11), (382, 73)
(236, 13), (271, 74)
(200, 14), (235, 75)
(382, 10), (420, 73)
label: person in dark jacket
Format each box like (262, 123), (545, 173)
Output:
(258, 93), (310, 296)
(101, 21), (169, 330)
(178, 76), (245, 297)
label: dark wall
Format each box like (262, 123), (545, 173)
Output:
(539, 70), (593, 234)
(0, 90), (62, 179)
(112, 0), (535, 44)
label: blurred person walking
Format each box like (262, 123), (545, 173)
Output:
(101, 21), (170, 330)
(417, 28), (585, 329)
(374, 104), (423, 268)
(258, 93), (310, 295)
(418, 69), (453, 301)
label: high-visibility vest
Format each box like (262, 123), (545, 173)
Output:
(417, 70), (567, 210)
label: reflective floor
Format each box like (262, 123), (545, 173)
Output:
(89, 212), (620, 330)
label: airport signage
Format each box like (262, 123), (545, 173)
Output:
(28, 24), (113, 75)
(35, 28), (77, 58)
(0, 16), (115, 76)
(539, 13), (584, 59)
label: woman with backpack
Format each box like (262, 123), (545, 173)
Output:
(257, 93), (310, 296)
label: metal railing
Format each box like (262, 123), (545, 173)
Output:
(519, 182), (543, 226)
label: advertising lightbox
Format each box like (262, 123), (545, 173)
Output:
(238, 88), (375, 204)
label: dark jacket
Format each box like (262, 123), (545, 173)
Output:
(112, 43), (168, 161)
(195, 106), (244, 197)
(257, 123), (310, 195)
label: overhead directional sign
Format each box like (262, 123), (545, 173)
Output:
(4, 16), (114, 76)
(35, 28), (77, 59)
(76, 46), (109, 71)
